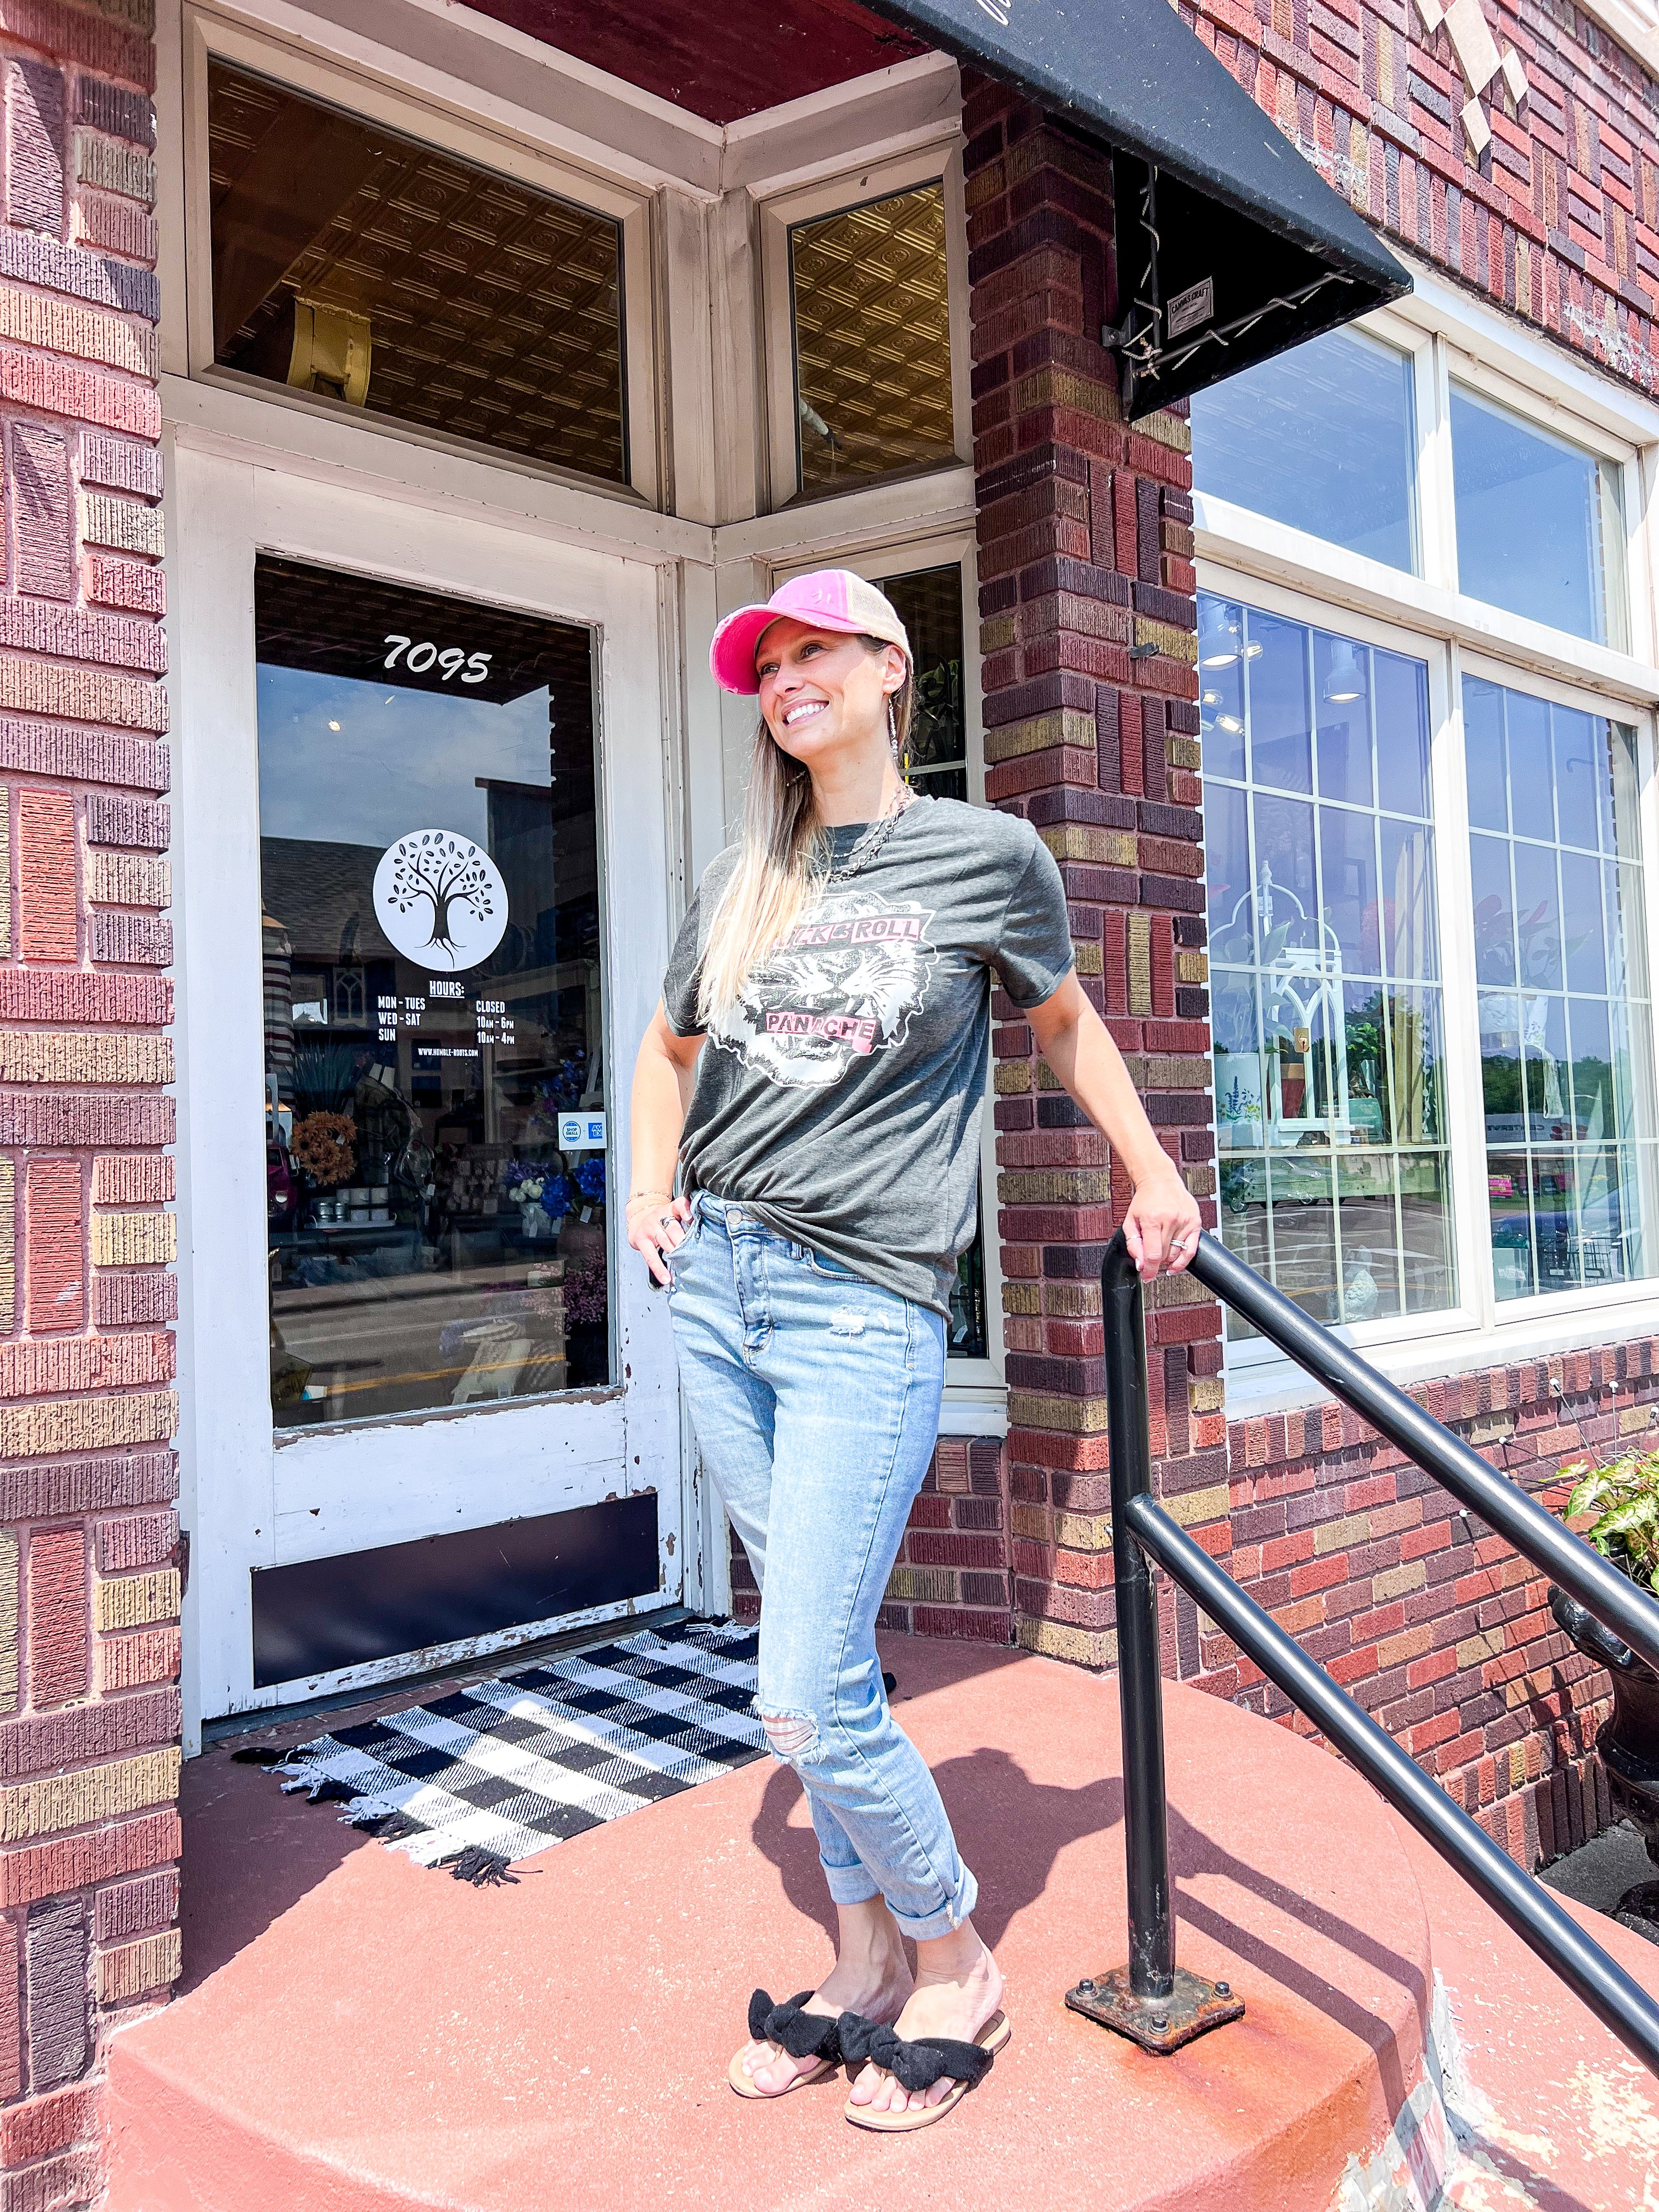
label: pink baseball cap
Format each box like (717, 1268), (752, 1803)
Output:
(708, 569), (911, 697)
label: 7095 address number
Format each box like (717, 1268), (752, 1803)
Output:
(383, 635), (492, 684)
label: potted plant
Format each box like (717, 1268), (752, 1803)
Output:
(1548, 1449), (1659, 1911)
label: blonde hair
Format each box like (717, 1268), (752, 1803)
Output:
(696, 642), (915, 1029)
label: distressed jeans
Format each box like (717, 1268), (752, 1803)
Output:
(667, 1191), (977, 1940)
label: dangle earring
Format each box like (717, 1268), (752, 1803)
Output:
(888, 693), (911, 788)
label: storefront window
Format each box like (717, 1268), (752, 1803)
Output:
(208, 62), (627, 483)
(1450, 388), (1624, 647)
(257, 557), (610, 1427)
(1202, 595), (1453, 1336)
(883, 562), (968, 803)
(789, 183), (954, 494)
(1189, 326), (1417, 573)
(1465, 679), (1656, 1301)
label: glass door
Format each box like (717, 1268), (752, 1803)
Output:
(173, 454), (682, 1724)
(256, 556), (614, 1425)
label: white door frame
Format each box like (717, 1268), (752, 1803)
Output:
(171, 444), (685, 1737)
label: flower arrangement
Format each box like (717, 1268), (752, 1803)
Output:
(291, 1111), (357, 1187)
(523, 1059), (591, 1141)
(563, 1259), (608, 1327)
(499, 1155), (602, 1230)
(574, 1155), (606, 1206)
(1558, 1448), (1659, 1593)
(501, 1158), (546, 1209)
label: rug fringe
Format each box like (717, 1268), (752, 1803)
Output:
(441, 1846), (518, 1887)
(347, 1808), (420, 1841)
(287, 1775), (358, 1805)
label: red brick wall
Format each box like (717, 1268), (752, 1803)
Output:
(730, 1437), (1016, 1642)
(0, 0), (178, 2202)
(1189, 0), (1659, 393)
(1171, 1340), (1649, 1865)
(1173, 0), (1659, 1864)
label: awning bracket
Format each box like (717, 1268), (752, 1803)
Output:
(1102, 161), (1359, 416)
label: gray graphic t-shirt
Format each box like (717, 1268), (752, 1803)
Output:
(661, 797), (1075, 1315)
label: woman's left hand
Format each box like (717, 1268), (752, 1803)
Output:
(1122, 1161), (1203, 1283)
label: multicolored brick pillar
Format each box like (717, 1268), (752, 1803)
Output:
(962, 81), (1223, 1667)
(0, 0), (179, 2199)
(733, 1436), (1017, 1644)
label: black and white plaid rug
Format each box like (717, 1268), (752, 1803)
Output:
(268, 1619), (764, 1873)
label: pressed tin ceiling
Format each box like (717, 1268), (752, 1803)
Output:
(462, 0), (927, 125)
(208, 61), (627, 481)
(791, 183), (954, 493)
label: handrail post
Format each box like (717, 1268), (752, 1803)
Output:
(1066, 1232), (1245, 2055)
(1105, 1235), (1172, 2001)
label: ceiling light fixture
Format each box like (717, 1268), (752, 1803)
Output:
(1323, 640), (1366, 704)
(1199, 601), (1242, 668)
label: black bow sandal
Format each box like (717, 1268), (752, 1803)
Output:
(837, 2005), (1011, 2132)
(727, 1988), (844, 2098)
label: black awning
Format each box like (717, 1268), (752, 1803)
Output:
(868, 0), (1410, 418)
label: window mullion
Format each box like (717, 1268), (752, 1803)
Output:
(1629, 443), (1659, 673)
(1427, 635), (1494, 1331)
(1637, 715), (1659, 1267)
(1418, 332), (1459, 598)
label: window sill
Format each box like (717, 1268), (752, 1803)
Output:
(1222, 1286), (1659, 1421)
(712, 464), (977, 565)
(940, 1377), (1007, 1436)
(163, 374), (710, 566)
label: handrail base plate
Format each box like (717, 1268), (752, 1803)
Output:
(1065, 1964), (1245, 2054)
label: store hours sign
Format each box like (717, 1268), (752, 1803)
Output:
(374, 831), (509, 973)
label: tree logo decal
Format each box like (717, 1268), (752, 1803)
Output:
(373, 830), (509, 973)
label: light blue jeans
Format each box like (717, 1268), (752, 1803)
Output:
(667, 1191), (977, 1940)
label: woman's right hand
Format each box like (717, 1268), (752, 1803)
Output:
(628, 1190), (693, 1286)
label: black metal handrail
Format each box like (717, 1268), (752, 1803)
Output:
(1068, 1228), (1659, 2077)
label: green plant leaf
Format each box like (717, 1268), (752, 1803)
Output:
(1593, 1495), (1659, 1553)
(1566, 1471), (1609, 1521)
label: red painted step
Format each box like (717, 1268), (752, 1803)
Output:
(103, 1636), (1656, 2210)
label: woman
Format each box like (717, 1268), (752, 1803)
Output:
(627, 569), (1200, 2132)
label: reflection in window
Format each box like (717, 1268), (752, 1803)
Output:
(1450, 387), (1624, 646)
(791, 184), (954, 493)
(1201, 595), (1452, 1337)
(258, 557), (609, 1429)
(1188, 326), (1417, 572)
(1464, 679), (1656, 1302)
(883, 563), (968, 804)
(208, 62), (626, 482)
(873, 560), (984, 1355)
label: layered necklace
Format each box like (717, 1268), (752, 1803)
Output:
(824, 780), (928, 884)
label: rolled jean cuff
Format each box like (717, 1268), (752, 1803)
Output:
(821, 1857), (883, 1907)
(889, 1863), (979, 1943)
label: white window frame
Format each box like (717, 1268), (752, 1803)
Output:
(179, 3), (663, 507)
(756, 140), (973, 514)
(1438, 348), (1636, 657)
(169, 451), (686, 1734)
(1196, 274), (1659, 1414)
(1199, 562), (1482, 1372)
